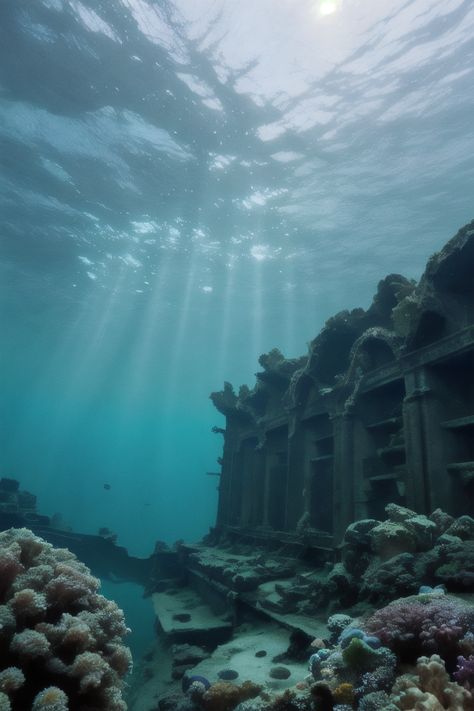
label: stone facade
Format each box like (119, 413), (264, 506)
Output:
(211, 221), (474, 548)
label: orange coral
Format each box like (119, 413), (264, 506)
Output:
(333, 682), (355, 705)
(201, 680), (261, 711)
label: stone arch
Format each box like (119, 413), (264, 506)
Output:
(347, 328), (401, 380)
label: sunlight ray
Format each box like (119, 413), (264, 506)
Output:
(160, 245), (202, 411)
(214, 256), (237, 386)
(125, 247), (177, 402)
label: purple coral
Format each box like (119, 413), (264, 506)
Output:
(0, 527), (131, 710)
(454, 655), (474, 690)
(364, 594), (474, 668)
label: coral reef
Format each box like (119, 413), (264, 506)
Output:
(158, 592), (474, 711)
(0, 527), (131, 710)
(291, 591), (474, 710)
(364, 593), (474, 667)
(320, 505), (474, 610)
(237, 504), (474, 622)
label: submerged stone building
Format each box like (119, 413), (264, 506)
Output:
(211, 221), (474, 550)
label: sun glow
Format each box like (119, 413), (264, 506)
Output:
(319, 1), (338, 16)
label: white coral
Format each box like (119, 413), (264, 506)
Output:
(0, 691), (11, 711)
(10, 629), (51, 659)
(32, 687), (68, 710)
(38, 613), (95, 654)
(10, 588), (47, 621)
(0, 528), (130, 709)
(0, 667), (25, 694)
(69, 651), (112, 692)
(390, 655), (474, 710)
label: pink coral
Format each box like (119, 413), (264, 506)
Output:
(0, 528), (131, 710)
(365, 594), (474, 667)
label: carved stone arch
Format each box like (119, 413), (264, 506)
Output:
(348, 328), (401, 376)
(342, 329), (402, 410)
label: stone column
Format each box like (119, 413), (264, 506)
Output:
(402, 367), (431, 513)
(332, 412), (355, 544)
(285, 412), (307, 531)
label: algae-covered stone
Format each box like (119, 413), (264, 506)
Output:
(361, 553), (417, 601)
(385, 503), (416, 523)
(325, 563), (356, 606)
(429, 508), (454, 536)
(385, 504), (437, 551)
(445, 516), (474, 541)
(370, 521), (416, 560)
(405, 515), (437, 551)
(344, 519), (379, 546)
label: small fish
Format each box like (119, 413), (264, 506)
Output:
(103, 483), (111, 491)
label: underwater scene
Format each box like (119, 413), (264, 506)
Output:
(1, 0), (474, 709)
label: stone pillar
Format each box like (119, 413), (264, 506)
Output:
(215, 425), (235, 528)
(217, 423), (245, 528)
(402, 368), (431, 513)
(332, 412), (355, 544)
(285, 413), (307, 531)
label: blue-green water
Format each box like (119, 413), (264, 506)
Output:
(1, 0), (474, 657)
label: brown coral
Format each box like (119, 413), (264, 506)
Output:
(0, 528), (131, 710)
(200, 680), (262, 711)
(333, 682), (354, 705)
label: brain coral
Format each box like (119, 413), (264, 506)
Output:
(0, 528), (131, 710)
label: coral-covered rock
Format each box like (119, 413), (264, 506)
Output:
(0, 528), (131, 710)
(200, 680), (261, 711)
(364, 594), (474, 667)
(371, 506), (437, 556)
(361, 553), (418, 601)
(445, 516), (474, 541)
(343, 520), (378, 547)
(370, 521), (416, 560)
(324, 564), (356, 607)
(324, 507), (474, 606)
(327, 615), (353, 645)
(435, 540), (474, 590)
(429, 509), (455, 536)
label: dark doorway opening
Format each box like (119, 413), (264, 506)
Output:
(267, 450), (288, 531)
(309, 459), (333, 533)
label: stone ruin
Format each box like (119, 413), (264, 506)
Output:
(210, 220), (474, 548)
